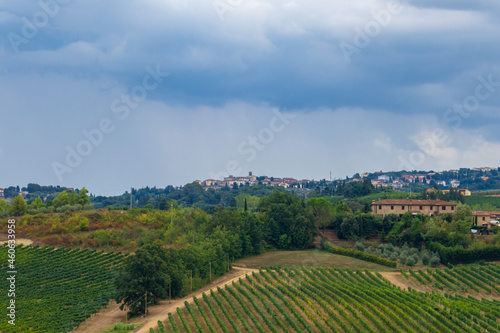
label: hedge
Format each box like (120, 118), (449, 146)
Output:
(428, 242), (500, 265)
(320, 240), (397, 268)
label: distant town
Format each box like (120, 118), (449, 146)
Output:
(2, 167), (500, 203)
(194, 167), (500, 192)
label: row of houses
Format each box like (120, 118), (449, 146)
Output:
(199, 172), (318, 189)
(371, 174), (462, 189)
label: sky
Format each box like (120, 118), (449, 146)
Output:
(1, 0), (500, 195)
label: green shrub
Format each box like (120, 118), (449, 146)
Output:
(421, 252), (430, 265)
(429, 242), (500, 265)
(405, 256), (416, 266)
(429, 255), (440, 267)
(321, 240), (397, 268)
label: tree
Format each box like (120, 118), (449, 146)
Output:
(11, 194), (27, 216)
(339, 214), (359, 239)
(115, 243), (176, 315)
(229, 197), (237, 208)
(78, 187), (90, 205)
(68, 190), (78, 205)
(453, 204), (472, 223)
(0, 199), (9, 211)
(306, 198), (333, 235)
(259, 191), (316, 249)
(29, 197), (44, 209)
(52, 191), (69, 208)
(27, 183), (42, 193)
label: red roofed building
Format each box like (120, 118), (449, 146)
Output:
(371, 199), (457, 217)
(473, 211), (500, 229)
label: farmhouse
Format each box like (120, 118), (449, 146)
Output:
(371, 198), (457, 217)
(473, 211), (500, 230)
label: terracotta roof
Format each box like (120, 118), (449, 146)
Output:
(371, 199), (457, 206)
(473, 211), (497, 216)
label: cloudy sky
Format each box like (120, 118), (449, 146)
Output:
(1, 0), (500, 195)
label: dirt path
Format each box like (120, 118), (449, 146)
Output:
(74, 266), (259, 333)
(0, 237), (33, 246)
(379, 271), (427, 293)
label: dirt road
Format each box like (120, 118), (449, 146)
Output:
(379, 271), (427, 293)
(0, 237), (33, 246)
(74, 266), (259, 333)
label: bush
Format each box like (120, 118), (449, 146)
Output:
(83, 204), (95, 211)
(421, 252), (430, 265)
(79, 219), (90, 231)
(429, 255), (440, 267)
(409, 247), (419, 256)
(320, 240), (397, 268)
(405, 256), (416, 266)
(355, 241), (365, 252)
(112, 322), (134, 331)
(411, 254), (419, 263)
(429, 242), (500, 265)
(389, 252), (399, 261)
(491, 226), (499, 235)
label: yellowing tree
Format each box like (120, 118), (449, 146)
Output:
(11, 194), (27, 216)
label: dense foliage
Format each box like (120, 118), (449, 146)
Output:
(429, 242), (500, 265)
(259, 191), (316, 249)
(321, 240), (397, 268)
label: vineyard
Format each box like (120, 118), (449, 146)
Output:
(0, 245), (125, 332)
(402, 265), (500, 296)
(155, 266), (500, 333)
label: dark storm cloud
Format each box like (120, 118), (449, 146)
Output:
(1, 0), (499, 191)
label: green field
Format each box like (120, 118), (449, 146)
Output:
(465, 195), (500, 210)
(234, 250), (396, 271)
(0, 245), (125, 332)
(156, 266), (500, 333)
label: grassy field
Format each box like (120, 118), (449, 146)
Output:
(155, 266), (500, 333)
(234, 249), (397, 271)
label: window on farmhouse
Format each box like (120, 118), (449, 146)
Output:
(442, 206), (446, 210)
(402, 206), (405, 210)
(391, 206), (394, 210)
